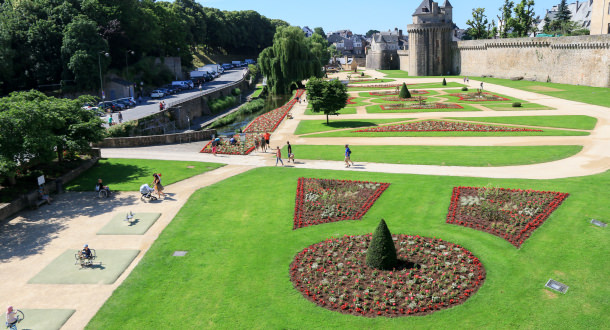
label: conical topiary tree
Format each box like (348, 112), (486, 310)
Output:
(366, 219), (397, 270)
(442, 78), (447, 86)
(399, 82), (411, 99)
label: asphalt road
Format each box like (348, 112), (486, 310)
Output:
(103, 67), (247, 124)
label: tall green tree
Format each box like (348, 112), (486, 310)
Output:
(313, 27), (326, 38)
(365, 30), (380, 38)
(258, 26), (324, 95)
(466, 8), (489, 40)
(497, 0), (515, 38)
(512, 0), (536, 37)
(307, 34), (331, 67)
(306, 77), (348, 125)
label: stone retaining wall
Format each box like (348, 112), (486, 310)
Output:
(94, 129), (216, 148)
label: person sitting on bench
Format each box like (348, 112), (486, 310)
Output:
(38, 185), (52, 204)
(96, 179), (110, 193)
(81, 244), (92, 259)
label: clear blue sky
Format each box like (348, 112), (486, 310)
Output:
(198, 0), (559, 34)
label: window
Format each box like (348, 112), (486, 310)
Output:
(608, 23), (610, 34)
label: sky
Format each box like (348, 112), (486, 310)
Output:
(198, 0), (561, 34)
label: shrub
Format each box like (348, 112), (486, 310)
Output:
(232, 88), (241, 96)
(442, 78), (447, 86)
(512, 102), (522, 107)
(366, 219), (397, 270)
(461, 87), (469, 91)
(106, 121), (139, 137)
(208, 98), (265, 128)
(399, 82), (411, 99)
(208, 95), (237, 114)
(360, 72), (364, 77)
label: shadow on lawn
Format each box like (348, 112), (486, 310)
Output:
(0, 191), (138, 262)
(65, 161), (148, 191)
(322, 121), (378, 129)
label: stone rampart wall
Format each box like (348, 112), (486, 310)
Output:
(93, 130), (216, 148)
(398, 50), (409, 72)
(366, 50), (399, 70)
(453, 35), (610, 87)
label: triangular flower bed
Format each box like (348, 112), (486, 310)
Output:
(293, 178), (390, 229)
(450, 92), (510, 101)
(446, 186), (569, 248)
(353, 120), (543, 133)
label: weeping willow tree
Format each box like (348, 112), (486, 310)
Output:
(258, 26), (325, 95)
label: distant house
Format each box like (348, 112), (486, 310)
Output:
(302, 26), (314, 37)
(538, 0), (593, 32)
(370, 32), (400, 52)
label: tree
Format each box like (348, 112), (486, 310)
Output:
(365, 219), (397, 270)
(307, 34), (331, 67)
(497, 0), (515, 38)
(313, 27), (326, 38)
(306, 77), (348, 125)
(466, 8), (489, 40)
(366, 29), (380, 38)
(442, 78), (447, 86)
(399, 82), (411, 99)
(512, 0), (536, 37)
(258, 26), (324, 95)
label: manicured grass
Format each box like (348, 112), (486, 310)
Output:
(448, 116), (598, 130)
(408, 82), (466, 89)
(282, 145), (583, 166)
(304, 106), (358, 115)
(365, 103), (482, 113)
(443, 90), (527, 104)
(294, 118), (413, 135)
(251, 85), (264, 98)
(484, 103), (555, 111)
(65, 159), (224, 191)
(344, 97), (371, 107)
(478, 77), (610, 108)
(88, 167), (610, 329)
(306, 123), (590, 138)
(348, 78), (396, 84)
(377, 70), (410, 78)
(357, 90), (441, 98)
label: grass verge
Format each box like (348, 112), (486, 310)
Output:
(282, 145), (583, 166)
(365, 103), (482, 113)
(295, 118), (413, 135)
(447, 116), (597, 130)
(88, 167), (610, 329)
(304, 106), (358, 115)
(65, 159), (224, 191)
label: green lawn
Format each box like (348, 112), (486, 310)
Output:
(357, 90), (440, 98)
(377, 70), (410, 78)
(344, 97), (372, 107)
(348, 78), (396, 84)
(442, 90), (527, 104)
(483, 103), (555, 111)
(304, 106), (358, 115)
(251, 85), (264, 98)
(478, 77), (610, 108)
(65, 159), (224, 191)
(295, 118), (413, 135)
(88, 167), (609, 329)
(365, 103), (482, 113)
(408, 82), (466, 89)
(448, 116), (598, 130)
(282, 145), (583, 166)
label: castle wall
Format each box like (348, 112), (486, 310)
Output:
(366, 50), (400, 70)
(407, 23), (454, 76)
(398, 50), (409, 72)
(454, 35), (610, 87)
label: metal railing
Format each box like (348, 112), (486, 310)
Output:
(166, 68), (248, 108)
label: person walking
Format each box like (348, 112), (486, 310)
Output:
(344, 144), (354, 168)
(287, 141), (294, 163)
(108, 115), (113, 126)
(480, 82), (484, 90)
(260, 135), (266, 152)
(162, 101), (167, 110)
(211, 140), (218, 156)
(118, 111), (123, 124)
(152, 173), (166, 199)
(263, 132), (271, 149)
(254, 137), (260, 152)
(159, 101), (163, 111)
(275, 146), (284, 166)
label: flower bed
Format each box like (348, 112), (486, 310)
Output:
(290, 234), (486, 317)
(353, 120), (543, 133)
(348, 84), (402, 89)
(369, 90), (428, 96)
(450, 92), (510, 102)
(346, 97), (357, 105)
(446, 186), (569, 247)
(243, 89), (305, 133)
(199, 134), (257, 155)
(293, 178), (390, 229)
(381, 97), (430, 102)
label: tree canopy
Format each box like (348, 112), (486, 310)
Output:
(306, 77), (348, 124)
(258, 26), (328, 95)
(466, 8), (490, 40)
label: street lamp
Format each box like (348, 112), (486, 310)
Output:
(98, 51), (110, 100)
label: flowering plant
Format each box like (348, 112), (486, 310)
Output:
(293, 178), (390, 229)
(353, 120), (543, 133)
(446, 186), (569, 247)
(450, 92), (510, 102)
(243, 89), (304, 133)
(199, 134), (256, 155)
(290, 234), (485, 317)
(369, 90), (428, 96)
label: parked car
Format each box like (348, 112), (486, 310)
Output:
(221, 63), (233, 70)
(157, 88), (171, 96)
(113, 99), (132, 109)
(97, 101), (119, 112)
(162, 85), (179, 94)
(81, 103), (97, 110)
(118, 97), (136, 107)
(150, 90), (165, 98)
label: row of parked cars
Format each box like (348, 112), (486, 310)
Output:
(82, 97), (137, 114)
(150, 80), (196, 99)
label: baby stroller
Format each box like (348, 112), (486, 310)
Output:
(140, 184), (158, 202)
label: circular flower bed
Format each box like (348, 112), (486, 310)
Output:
(290, 234), (485, 317)
(450, 92), (510, 102)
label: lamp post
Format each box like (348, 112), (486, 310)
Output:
(125, 50), (134, 97)
(98, 51), (109, 100)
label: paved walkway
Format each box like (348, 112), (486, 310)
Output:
(1, 68), (609, 329)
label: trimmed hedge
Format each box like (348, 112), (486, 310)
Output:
(366, 219), (397, 270)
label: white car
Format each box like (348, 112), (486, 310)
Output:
(150, 90), (165, 98)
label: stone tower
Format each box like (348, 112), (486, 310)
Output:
(407, 0), (454, 76)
